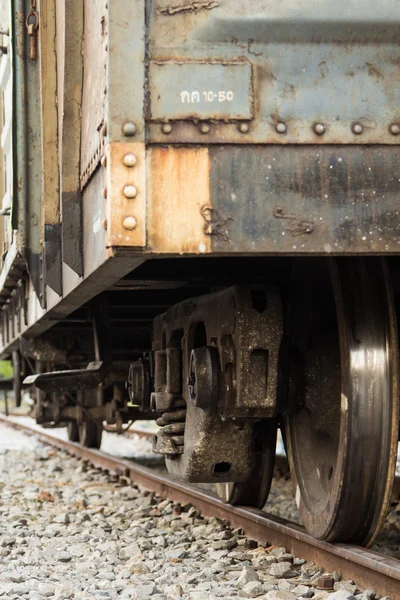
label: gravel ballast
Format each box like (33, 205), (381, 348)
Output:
(0, 423), (396, 600)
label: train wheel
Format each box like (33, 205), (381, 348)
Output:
(215, 419), (277, 508)
(78, 421), (102, 449)
(286, 258), (398, 546)
(67, 420), (79, 442)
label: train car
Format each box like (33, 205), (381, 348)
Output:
(0, 0), (399, 546)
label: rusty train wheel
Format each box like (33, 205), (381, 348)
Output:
(286, 258), (398, 546)
(215, 419), (277, 508)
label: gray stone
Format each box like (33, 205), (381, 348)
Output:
(189, 593), (210, 600)
(131, 584), (156, 599)
(333, 582), (357, 595)
(278, 581), (294, 592)
(55, 586), (74, 599)
(355, 591), (375, 600)
(277, 553), (294, 563)
(119, 543), (142, 560)
(269, 562), (298, 579)
(265, 591), (297, 600)
(326, 593), (356, 600)
(4, 571), (24, 583)
(243, 581), (265, 598)
(292, 584), (312, 597)
(56, 552), (72, 563)
(37, 583), (56, 597)
(237, 566), (260, 589)
(165, 548), (188, 560)
(53, 513), (70, 525)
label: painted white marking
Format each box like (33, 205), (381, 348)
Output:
(295, 485), (301, 508)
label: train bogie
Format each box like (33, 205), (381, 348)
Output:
(0, 1), (399, 546)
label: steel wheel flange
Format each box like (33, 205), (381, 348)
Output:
(285, 258), (398, 545)
(78, 420), (103, 449)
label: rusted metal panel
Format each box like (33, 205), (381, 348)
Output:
(147, 147), (210, 254)
(80, 0), (107, 188)
(13, 0), (44, 305)
(59, 0), (84, 277)
(107, 0), (145, 143)
(206, 145), (400, 254)
(39, 0), (61, 296)
(105, 142), (146, 248)
(83, 168), (107, 275)
(148, 0), (400, 145)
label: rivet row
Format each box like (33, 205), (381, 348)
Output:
(158, 121), (400, 136)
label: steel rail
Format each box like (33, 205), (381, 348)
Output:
(1, 414), (399, 599)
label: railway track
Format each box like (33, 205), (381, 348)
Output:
(0, 414), (399, 599)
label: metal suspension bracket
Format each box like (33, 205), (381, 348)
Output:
(26, 0), (39, 60)
(150, 285), (283, 483)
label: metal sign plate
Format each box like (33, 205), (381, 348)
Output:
(149, 61), (253, 121)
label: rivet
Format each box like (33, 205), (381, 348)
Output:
(123, 185), (138, 199)
(123, 216), (137, 230)
(352, 122), (363, 135)
(390, 123), (400, 135)
(276, 122), (287, 134)
(101, 187), (107, 199)
(123, 153), (137, 167)
(100, 155), (107, 168)
(314, 123), (326, 135)
(162, 123), (173, 134)
(101, 218), (107, 230)
(122, 122), (137, 137)
(200, 123), (210, 134)
(238, 123), (249, 134)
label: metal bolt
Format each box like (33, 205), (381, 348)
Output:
(122, 216), (137, 230)
(101, 187), (107, 199)
(122, 122), (137, 136)
(162, 123), (173, 134)
(314, 123), (326, 135)
(122, 217), (137, 230)
(316, 575), (334, 591)
(238, 123), (249, 134)
(123, 153), (137, 167)
(276, 122), (287, 134)
(101, 218), (107, 230)
(200, 123), (210, 134)
(100, 155), (107, 168)
(123, 185), (137, 199)
(390, 123), (400, 135)
(352, 122), (363, 135)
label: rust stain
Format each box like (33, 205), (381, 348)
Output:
(359, 62), (384, 80)
(201, 205), (233, 241)
(273, 207), (314, 237)
(319, 60), (329, 79)
(157, 1), (219, 16)
(147, 147), (211, 253)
